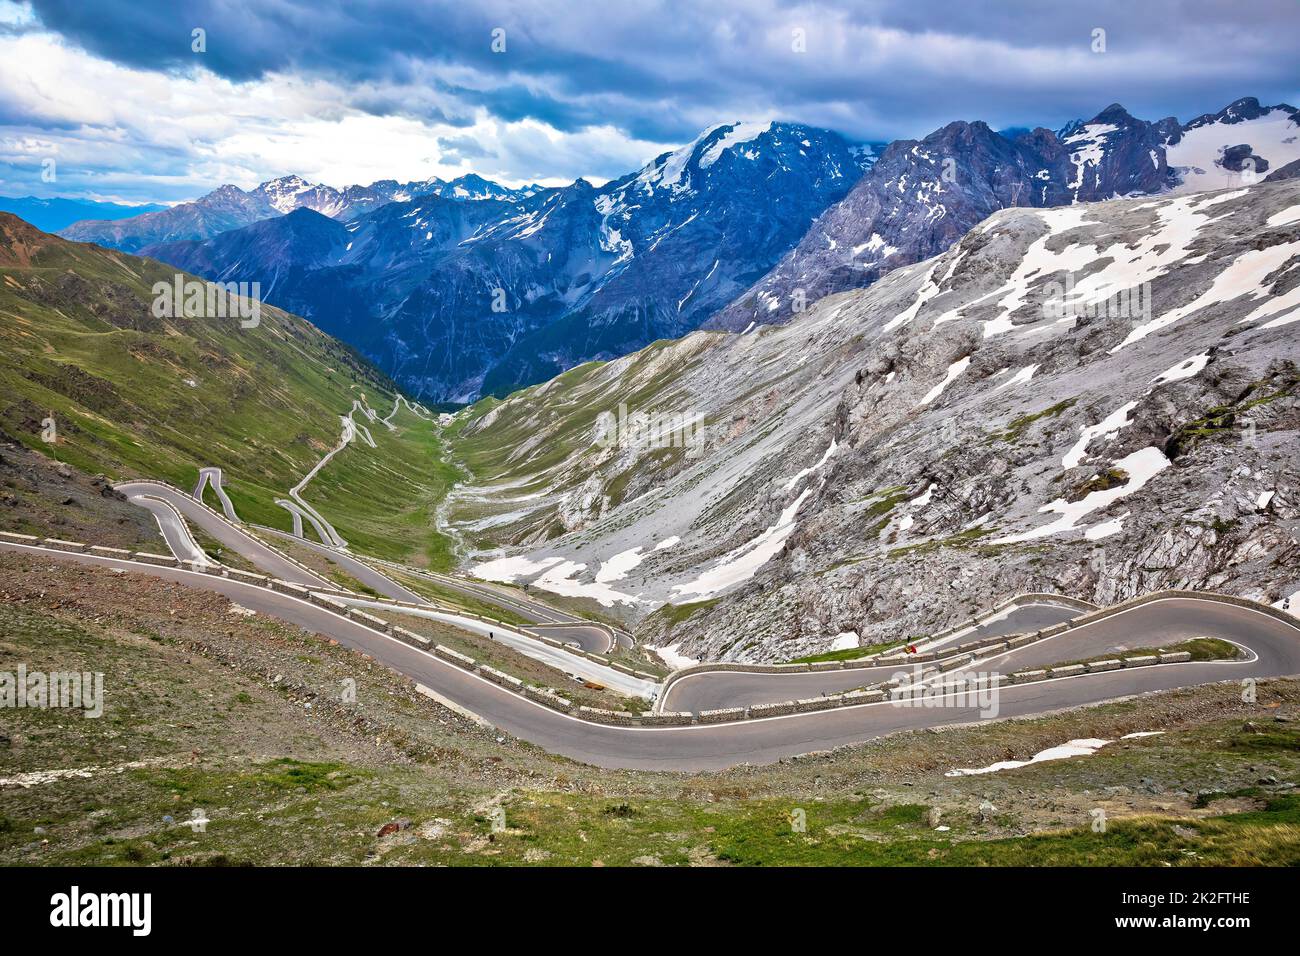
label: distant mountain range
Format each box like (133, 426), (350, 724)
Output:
(133, 122), (876, 401)
(51, 96), (1300, 403)
(58, 173), (545, 253)
(0, 196), (167, 233)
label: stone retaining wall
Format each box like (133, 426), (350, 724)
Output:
(131, 551), (178, 566)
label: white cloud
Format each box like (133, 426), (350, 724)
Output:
(0, 30), (674, 202)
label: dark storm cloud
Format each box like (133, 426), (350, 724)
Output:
(24, 0), (1300, 143)
(5, 0), (1297, 204)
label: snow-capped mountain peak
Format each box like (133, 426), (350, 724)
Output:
(1165, 97), (1300, 194)
(256, 174), (317, 213)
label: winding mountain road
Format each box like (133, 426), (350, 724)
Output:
(256, 526), (426, 603)
(116, 481), (330, 587)
(366, 558), (624, 651)
(127, 493), (208, 566)
(4, 537), (1299, 771)
(193, 467), (239, 521)
(661, 602), (1086, 712)
(115, 479), (635, 688)
(257, 527), (615, 653)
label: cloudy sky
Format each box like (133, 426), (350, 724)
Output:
(2, 0), (1296, 205)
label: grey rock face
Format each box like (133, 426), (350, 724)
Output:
(446, 180), (1300, 664)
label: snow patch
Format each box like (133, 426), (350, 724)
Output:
(595, 547), (646, 584)
(918, 356), (971, 407)
(782, 439), (838, 492)
(699, 121), (774, 168)
(1153, 352), (1211, 385)
(946, 732), (1162, 776)
(671, 490), (811, 600)
(653, 642), (699, 670)
(995, 446), (1170, 544)
(1084, 512), (1129, 541)
(829, 632), (860, 652)
(1063, 402), (1137, 470)
(992, 364), (1039, 392)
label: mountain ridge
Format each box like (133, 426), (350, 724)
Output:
(709, 96), (1300, 332)
(139, 121), (876, 402)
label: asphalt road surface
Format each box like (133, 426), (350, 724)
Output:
(335, 596), (654, 697)
(115, 484), (637, 691)
(660, 602), (1086, 713)
(925, 603), (1084, 647)
(193, 467), (238, 521)
(116, 482), (330, 588)
(526, 623), (615, 654)
(127, 494), (207, 565)
(256, 526), (427, 603)
(5, 541), (1298, 771)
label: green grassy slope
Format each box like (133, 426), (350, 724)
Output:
(0, 213), (449, 564)
(294, 399), (461, 566)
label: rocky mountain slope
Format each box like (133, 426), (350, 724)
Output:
(439, 179), (1300, 662)
(140, 122), (876, 402)
(711, 97), (1300, 332)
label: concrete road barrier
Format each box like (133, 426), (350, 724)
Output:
(88, 545), (131, 558)
(1009, 669), (1047, 684)
(226, 568), (269, 587)
(131, 551), (178, 566)
(937, 653), (975, 672)
(748, 701), (799, 718)
(1158, 650), (1193, 664)
(1122, 655), (1158, 668)
(308, 592), (349, 614)
(1085, 659), (1123, 673)
(0, 531), (39, 544)
(1048, 663), (1086, 678)
(793, 696), (839, 713)
(840, 688), (886, 704)
(522, 685), (573, 712)
(640, 711), (693, 726)
(347, 608), (391, 632)
(576, 706), (640, 726)
(270, 578), (311, 598)
(478, 665), (525, 692)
